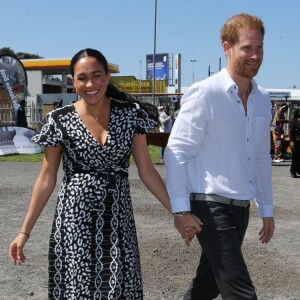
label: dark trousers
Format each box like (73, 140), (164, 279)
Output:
(160, 147), (165, 159)
(184, 201), (257, 300)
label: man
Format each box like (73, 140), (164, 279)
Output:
(173, 102), (181, 120)
(16, 100), (28, 128)
(159, 105), (173, 162)
(165, 13), (274, 300)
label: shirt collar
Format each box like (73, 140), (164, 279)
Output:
(220, 68), (259, 95)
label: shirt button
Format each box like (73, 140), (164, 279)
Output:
(247, 138), (249, 141)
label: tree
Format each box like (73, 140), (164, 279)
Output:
(16, 52), (42, 59)
(0, 47), (15, 56)
(0, 47), (42, 59)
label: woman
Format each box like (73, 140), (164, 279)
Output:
(289, 109), (300, 178)
(9, 49), (201, 299)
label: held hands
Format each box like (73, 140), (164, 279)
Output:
(9, 232), (29, 265)
(174, 213), (203, 246)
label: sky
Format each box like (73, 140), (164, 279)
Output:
(1, 0), (300, 89)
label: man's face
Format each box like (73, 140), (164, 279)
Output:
(225, 28), (263, 79)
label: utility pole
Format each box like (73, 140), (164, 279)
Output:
(152, 0), (157, 104)
(190, 59), (197, 83)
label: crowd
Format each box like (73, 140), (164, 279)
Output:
(270, 102), (300, 178)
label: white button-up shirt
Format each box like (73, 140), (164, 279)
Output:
(165, 68), (273, 218)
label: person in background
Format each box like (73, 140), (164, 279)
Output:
(165, 13), (274, 300)
(173, 102), (181, 121)
(159, 104), (174, 162)
(8, 48), (201, 300)
(16, 100), (28, 128)
(272, 103), (289, 162)
(289, 108), (300, 178)
(54, 99), (63, 109)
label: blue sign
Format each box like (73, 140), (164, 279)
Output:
(146, 53), (169, 81)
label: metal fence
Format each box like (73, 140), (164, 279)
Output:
(0, 93), (182, 128)
(0, 98), (43, 129)
(0, 103), (14, 125)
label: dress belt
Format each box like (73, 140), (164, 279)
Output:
(189, 193), (250, 207)
(68, 168), (128, 178)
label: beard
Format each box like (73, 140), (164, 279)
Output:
(234, 59), (262, 79)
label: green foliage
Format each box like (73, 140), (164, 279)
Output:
(0, 47), (42, 59)
(0, 47), (15, 56)
(16, 52), (42, 59)
(0, 146), (162, 164)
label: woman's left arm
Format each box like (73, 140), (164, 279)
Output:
(132, 134), (202, 245)
(132, 134), (172, 213)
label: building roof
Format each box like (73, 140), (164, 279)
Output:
(21, 58), (120, 75)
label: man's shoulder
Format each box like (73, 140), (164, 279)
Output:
(181, 73), (225, 106)
(256, 85), (270, 97)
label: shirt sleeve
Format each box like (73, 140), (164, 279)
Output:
(134, 105), (158, 136)
(164, 85), (207, 213)
(254, 95), (274, 218)
(31, 113), (63, 147)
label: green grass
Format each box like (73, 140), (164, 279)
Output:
(0, 153), (44, 162)
(0, 145), (162, 164)
(146, 145), (161, 164)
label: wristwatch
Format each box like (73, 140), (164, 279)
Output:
(173, 211), (191, 216)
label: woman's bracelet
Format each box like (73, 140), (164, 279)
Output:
(19, 231), (30, 238)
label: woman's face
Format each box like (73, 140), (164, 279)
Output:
(72, 56), (110, 105)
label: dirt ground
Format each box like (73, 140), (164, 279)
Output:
(0, 161), (299, 299)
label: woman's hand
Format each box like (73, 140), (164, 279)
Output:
(9, 233), (29, 265)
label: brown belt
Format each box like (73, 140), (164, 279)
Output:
(189, 193), (250, 207)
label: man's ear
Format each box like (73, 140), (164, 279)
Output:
(223, 41), (231, 56)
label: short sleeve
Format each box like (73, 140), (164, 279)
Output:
(31, 112), (63, 146)
(134, 104), (158, 136)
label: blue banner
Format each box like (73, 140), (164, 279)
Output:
(146, 53), (169, 81)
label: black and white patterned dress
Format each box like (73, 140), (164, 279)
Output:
(32, 98), (156, 300)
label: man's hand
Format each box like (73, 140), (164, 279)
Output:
(174, 213), (203, 246)
(259, 217), (275, 244)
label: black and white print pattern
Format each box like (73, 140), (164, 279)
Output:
(32, 98), (156, 300)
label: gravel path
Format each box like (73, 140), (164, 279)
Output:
(0, 161), (299, 299)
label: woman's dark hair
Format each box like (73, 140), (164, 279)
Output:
(70, 48), (159, 123)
